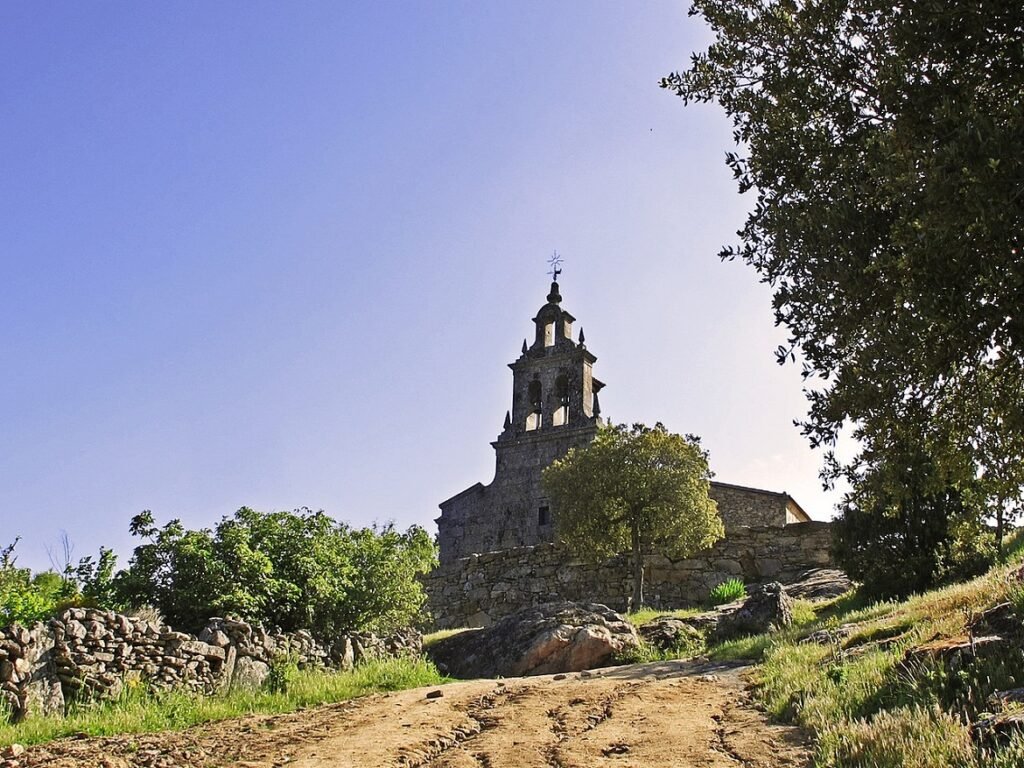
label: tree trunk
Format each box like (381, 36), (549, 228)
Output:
(630, 519), (644, 611)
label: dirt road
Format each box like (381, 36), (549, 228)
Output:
(8, 660), (810, 768)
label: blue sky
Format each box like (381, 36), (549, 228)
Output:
(1, 2), (841, 572)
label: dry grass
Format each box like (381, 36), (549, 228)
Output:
(0, 657), (446, 748)
(750, 550), (1024, 768)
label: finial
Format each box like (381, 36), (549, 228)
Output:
(578, 327), (585, 345)
(521, 339), (528, 354)
(547, 251), (563, 283)
(503, 410), (511, 430)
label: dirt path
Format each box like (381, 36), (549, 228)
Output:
(7, 660), (810, 768)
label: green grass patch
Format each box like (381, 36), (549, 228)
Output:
(708, 578), (747, 605)
(746, 560), (1024, 767)
(0, 656), (446, 748)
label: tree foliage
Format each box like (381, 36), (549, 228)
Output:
(114, 508), (437, 636)
(832, 439), (995, 599)
(0, 539), (74, 626)
(542, 423), (723, 608)
(663, 1), (1024, 528)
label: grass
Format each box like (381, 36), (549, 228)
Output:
(422, 627), (472, 647)
(742, 553), (1024, 768)
(709, 578), (747, 605)
(0, 656), (446, 748)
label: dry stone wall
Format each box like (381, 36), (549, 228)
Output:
(423, 521), (833, 629)
(0, 609), (420, 722)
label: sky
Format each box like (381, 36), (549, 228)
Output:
(1, 2), (843, 573)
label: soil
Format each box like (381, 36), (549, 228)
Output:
(5, 659), (811, 768)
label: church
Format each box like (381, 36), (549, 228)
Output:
(436, 278), (813, 566)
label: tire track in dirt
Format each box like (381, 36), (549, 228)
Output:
(5, 660), (811, 768)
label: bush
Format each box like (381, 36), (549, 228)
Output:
(0, 540), (74, 626)
(832, 447), (995, 600)
(709, 578), (746, 605)
(113, 508), (438, 636)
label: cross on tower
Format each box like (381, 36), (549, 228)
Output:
(547, 251), (563, 281)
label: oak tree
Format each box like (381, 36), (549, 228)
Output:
(542, 423), (723, 609)
(662, 0), (1024, 548)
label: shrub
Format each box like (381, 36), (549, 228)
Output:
(0, 540), (74, 626)
(709, 578), (746, 605)
(113, 508), (438, 636)
(831, 446), (995, 600)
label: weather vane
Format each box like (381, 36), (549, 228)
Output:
(547, 251), (563, 282)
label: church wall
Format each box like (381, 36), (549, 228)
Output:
(438, 424), (598, 563)
(709, 483), (790, 530)
(423, 521), (833, 629)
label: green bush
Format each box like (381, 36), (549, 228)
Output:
(0, 540), (75, 626)
(709, 578), (746, 605)
(113, 507), (438, 636)
(831, 446), (995, 601)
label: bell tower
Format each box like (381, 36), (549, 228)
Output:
(500, 280), (603, 441)
(437, 278), (605, 563)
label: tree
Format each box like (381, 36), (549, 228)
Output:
(662, 1), (1024, 536)
(114, 508), (437, 636)
(0, 539), (75, 626)
(832, 438), (995, 599)
(541, 423), (723, 609)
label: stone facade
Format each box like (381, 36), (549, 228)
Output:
(0, 608), (420, 722)
(709, 481), (810, 530)
(437, 281), (605, 563)
(423, 522), (833, 629)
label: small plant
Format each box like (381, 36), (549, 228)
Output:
(709, 578), (746, 606)
(265, 649), (299, 694)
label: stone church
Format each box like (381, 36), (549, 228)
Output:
(436, 280), (813, 566)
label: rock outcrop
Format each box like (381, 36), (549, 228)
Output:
(712, 582), (794, 641)
(427, 601), (638, 679)
(645, 582), (796, 643)
(637, 617), (703, 652)
(781, 569), (853, 601)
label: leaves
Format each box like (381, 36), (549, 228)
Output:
(0, 539), (74, 626)
(541, 423), (724, 604)
(665, 0), (1024, 521)
(113, 508), (438, 636)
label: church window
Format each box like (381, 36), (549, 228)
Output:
(538, 505), (550, 526)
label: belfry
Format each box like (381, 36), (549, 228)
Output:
(436, 279), (604, 563)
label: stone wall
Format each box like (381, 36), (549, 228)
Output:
(423, 521), (833, 629)
(709, 482), (792, 530)
(0, 609), (420, 722)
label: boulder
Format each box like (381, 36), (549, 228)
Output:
(427, 601), (638, 679)
(713, 582), (793, 641)
(970, 603), (1022, 638)
(638, 617), (703, 652)
(229, 656), (270, 691)
(781, 569), (853, 602)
